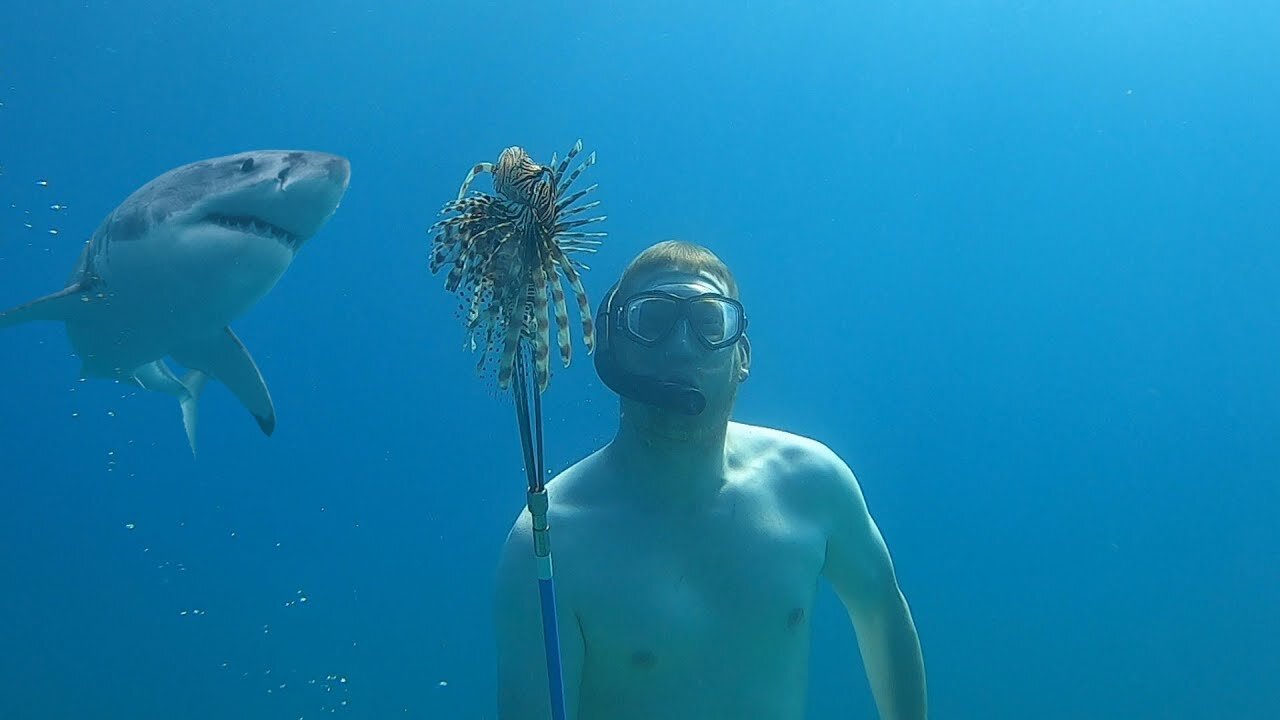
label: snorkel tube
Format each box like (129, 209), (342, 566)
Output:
(593, 283), (708, 416)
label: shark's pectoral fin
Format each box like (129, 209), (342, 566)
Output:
(172, 327), (276, 437)
(0, 282), (87, 329)
(132, 360), (207, 456)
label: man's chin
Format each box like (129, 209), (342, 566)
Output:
(624, 390), (736, 441)
(657, 370), (699, 388)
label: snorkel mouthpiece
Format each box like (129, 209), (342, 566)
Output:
(594, 350), (707, 416)
(646, 377), (707, 416)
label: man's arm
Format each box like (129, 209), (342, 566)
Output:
(494, 511), (585, 720)
(812, 444), (928, 720)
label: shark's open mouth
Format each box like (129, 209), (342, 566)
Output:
(206, 213), (301, 249)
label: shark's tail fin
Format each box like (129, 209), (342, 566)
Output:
(179, 370), (211, 456)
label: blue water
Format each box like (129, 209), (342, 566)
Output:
(2, 2), (1277, 718)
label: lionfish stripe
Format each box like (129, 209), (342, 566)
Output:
(454, 223), (511, 292)
(550, 244), (596, 353)
(429, 223), (463, 273)
(466, 276), (493, 326)
(555, 184), (599, 212)
(496, 297), (525, 391)
(554, 141), (581, 179)
(457, 162), (494, 201)
(446, 254), (467, 292)
(463, 220), (516, 256)
(532, 262), (553, 390)
(543, 252), (573, 367)
(558, 152), (596, 196)
(558, 235), (605, 250)
(557, 195), (600, 216)
(556, 215), (607, 232)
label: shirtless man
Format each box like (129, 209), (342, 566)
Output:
(495, 240), (928, 720)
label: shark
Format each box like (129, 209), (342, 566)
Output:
(0, 150), (351, 454)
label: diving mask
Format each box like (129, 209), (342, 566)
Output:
(615, 290), (747, 351)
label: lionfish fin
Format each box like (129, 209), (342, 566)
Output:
(530, 262), (553, 391)
(548, 243), (596, 354)
(495, 288), (529, 391)
(457, 161), (495, 201)
(543, 251), (573, 368)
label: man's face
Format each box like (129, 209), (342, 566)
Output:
(612, 267), (749, 416)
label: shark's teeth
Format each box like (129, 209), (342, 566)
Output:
(206, 213), (300, 248)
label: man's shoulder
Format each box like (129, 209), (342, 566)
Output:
(498, 446), (614, 536)
(728, 422), (862, 512)
(729, 421), (849, 474)
(497, 450), (603, 561)
(543, 445), (611, 501)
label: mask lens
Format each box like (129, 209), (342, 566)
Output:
(620, 292), (745, 348)
(689, 297), (735, 345)
(624, 296), (679, 343)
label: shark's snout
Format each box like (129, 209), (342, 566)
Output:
(279, 151), (350, 190)
(201, 150), (350, 247)
(323, 155), (351, 185)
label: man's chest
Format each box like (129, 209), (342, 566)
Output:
(563, 497), (827, 666)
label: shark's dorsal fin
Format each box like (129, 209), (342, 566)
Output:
(0, 283), (87, 329)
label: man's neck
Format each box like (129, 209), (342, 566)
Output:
(608, 400), (732, 505)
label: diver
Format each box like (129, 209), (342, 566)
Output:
(494, 240), (928, 720)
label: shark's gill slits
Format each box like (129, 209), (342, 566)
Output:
(205, 213), (300, 249)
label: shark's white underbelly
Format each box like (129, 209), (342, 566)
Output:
(68, 231), (295, 375)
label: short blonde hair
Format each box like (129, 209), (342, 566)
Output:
(617, 240), (740, 299)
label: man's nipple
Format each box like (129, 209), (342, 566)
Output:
(786, 607), (806, 630)
(630, 649), (657, 670)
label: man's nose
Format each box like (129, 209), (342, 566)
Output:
(664, 319), (700, 356)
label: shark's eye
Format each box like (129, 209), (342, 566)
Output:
(240, 157), (255, 173)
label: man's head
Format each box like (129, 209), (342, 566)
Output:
(594, 240), (751, 433)
(613, 239), (742, 303)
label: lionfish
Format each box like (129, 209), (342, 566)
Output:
(428, 140), (606, 393)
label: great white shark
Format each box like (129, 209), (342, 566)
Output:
(0, 150), (351, 454)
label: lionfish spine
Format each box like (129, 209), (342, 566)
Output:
(552, 141), (582, 182)
(548, 243), (595, 353)
(542, 248), (573, 367)
(557, 151), (596, 197)
(476, 321), (496, 375)
(530, 258), (553, 392)
(457, 162), (495, 201)
(444, 229), (472, 292)
(495, 284), (529, 390)
(556, 216), (608, 232)
(465, 275), (492, 328)
(554, 185), (597, 215)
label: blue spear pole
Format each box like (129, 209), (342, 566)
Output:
(512, 349), (567, 720)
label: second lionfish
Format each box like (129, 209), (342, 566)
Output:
(429, 140), (606, 392)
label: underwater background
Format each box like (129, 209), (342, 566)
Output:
(1, 1), (1277, 718)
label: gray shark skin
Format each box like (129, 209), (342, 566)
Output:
(1, 150), (351, 454)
